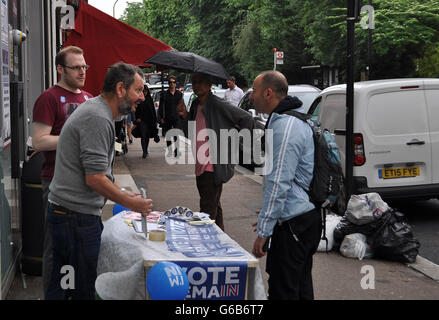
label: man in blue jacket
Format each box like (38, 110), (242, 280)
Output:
(251, 70), (322, 300)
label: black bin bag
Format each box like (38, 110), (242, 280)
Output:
(368, 210), (420, 263)
(334, 209), (420, 263)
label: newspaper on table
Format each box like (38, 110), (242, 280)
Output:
(166, 218), (246, 258)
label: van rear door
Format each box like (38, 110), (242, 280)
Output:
(423, 80), (439, 184)
(316, 93), (347, 172)
(363, 85), (432, 188)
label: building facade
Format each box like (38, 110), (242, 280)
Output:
(0, 0), (82, 299)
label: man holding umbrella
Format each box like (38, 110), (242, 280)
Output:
(146, 51), (256, 231)
(177, 72), (255, 231)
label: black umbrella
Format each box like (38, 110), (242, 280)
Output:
(145, 51), (229, 80)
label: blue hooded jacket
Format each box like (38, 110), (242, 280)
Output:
(257, 96), (315, 238)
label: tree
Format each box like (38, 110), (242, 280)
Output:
(121, 0), (190, 51)
(232, 0), (314, 85)
(120, 0), (439, 86)
(297, 0), (439, 80)
(416, 44), (439, 77)
(122, 0), (250, 85)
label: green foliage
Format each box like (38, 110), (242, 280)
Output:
(416, 44), (439, 77)
(120, 0), (439, 86)
(301, 0), (439, 79)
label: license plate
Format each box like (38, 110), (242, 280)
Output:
(379, 166), (420, 179)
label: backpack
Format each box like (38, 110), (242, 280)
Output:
(283, 110), (344, 252)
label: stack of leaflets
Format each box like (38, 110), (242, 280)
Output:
(165, 219), (245, 258)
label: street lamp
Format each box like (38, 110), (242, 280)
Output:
(113, 0), (119, 18)
(367, 0), (373, 80)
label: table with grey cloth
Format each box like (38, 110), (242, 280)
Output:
(95, 213), (267, 300)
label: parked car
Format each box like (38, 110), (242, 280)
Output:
(186, 85), (228, 111)
(148, 84), (169, 112)
(183, 91), (194, 110)
(183, 83), (194, 110)
(234, 88), (265, 168)
(184, 83), (192, 92)
(148, 83), (169, 94)
(238, 84), (321, 128)
(287, 85), (321, 113)
(307, 78), (439, 201)
(212, 85), (228, 100)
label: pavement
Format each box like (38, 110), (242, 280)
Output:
(6, 136), (439, 300)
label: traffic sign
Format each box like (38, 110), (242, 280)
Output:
(276, 51), (284, 65)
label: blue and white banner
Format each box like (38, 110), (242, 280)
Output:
(173, 261), (248, 300)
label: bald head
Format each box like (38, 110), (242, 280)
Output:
(251, 71), (288, 114)
(258, 71), (288, 100)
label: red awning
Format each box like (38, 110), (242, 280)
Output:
(64, 1), (171, 96)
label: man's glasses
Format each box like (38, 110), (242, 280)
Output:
(169, 80), (176, 84)
(62, 64), (90, 71)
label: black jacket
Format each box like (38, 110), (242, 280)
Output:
(265, 96), (303, 130)
(182, 92), (255, 185)
(158, 89), (183, 122)
(135, 95), (158, 137)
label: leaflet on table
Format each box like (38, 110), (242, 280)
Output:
(123, 211), (161, 223)
(166, 219), (245, 258)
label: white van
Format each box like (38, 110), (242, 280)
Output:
(308, 79), (439, 201)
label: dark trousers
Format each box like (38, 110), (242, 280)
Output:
(42, 180), (52, 295)
(139, 122), (150, 155)
(45, 204), (104, 300)
(266, 208), (322, 300)
(196, 171), (224, 230)
(163, 119), (179, 156)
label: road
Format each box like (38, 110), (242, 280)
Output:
(242, 163), (439, 267)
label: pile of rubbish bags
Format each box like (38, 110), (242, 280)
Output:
(318, 193), (420, 263)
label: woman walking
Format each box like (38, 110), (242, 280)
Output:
(135, 84), (158, 158)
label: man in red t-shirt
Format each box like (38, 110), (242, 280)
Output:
(32, 46), (92, 295)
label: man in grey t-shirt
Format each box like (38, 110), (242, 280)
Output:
(46, 62), (152, 300)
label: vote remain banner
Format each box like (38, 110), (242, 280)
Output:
(172, 261), (248, 300)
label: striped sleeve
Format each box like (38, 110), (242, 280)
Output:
(257, 115), (302, 238)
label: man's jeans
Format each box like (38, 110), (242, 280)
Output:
(41, 180), (51, 295)
(45, 204), (104, 300)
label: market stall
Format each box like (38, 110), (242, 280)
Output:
(95, 211), (266, 300)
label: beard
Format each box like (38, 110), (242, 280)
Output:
(118, 95), (132, 116)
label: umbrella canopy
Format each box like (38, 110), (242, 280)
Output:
(145, 51), (229, 80)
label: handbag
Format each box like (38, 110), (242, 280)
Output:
(131, 125), (141, 138)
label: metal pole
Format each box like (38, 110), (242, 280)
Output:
(161, 72), (165, 119)
(367, 0), (373, 80)
(346, 0), (356, 201)
(113, 0), (119, 18)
